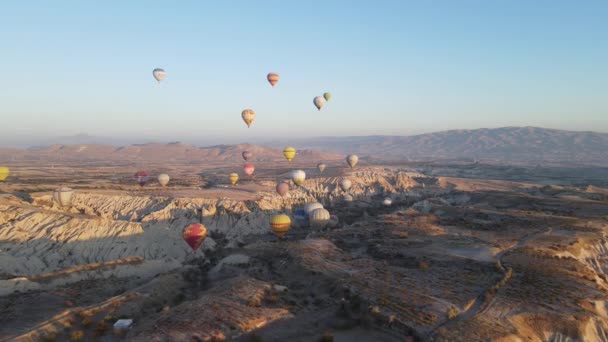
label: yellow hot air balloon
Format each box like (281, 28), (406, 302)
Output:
(283, 146), (296, 162)
(270, 214), (291, 238)
(229, 173), (239, 185)
(0, 167), (9, 181)
(242, 109), (256, 128)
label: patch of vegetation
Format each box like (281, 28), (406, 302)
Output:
(70, 330), (84, 340)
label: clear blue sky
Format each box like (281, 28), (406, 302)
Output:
(1, 1), (606, 145)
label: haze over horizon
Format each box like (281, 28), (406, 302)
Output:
(1, 1), (606, 145)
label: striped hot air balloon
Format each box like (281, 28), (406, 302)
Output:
(53, 186), (74, 207)
(182, 223), (207, 251)
(0, 167), (9, 181)
(243, 163), (255, 177)
(158, 174), (170, 187)
(229, 173), (239, 185)
(242, 109), (256, 128)
(267, 72), (279, 87)
(283, 146), (296, 162)
(310, 208), (330, 229)
(270, 214), (291, 238)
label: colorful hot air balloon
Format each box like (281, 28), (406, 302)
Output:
(291, 169), (306, 186)
(242, 151), (253, 161)
(0, 167), (9, 181)
(182, 223), (207, 251)
(267, 72), (279, 87)
(323, 92), (331, 101)
(229, 173), (239, 185)
(317, 163), (326, 174)
(283, 146), (296, 162)
(152, 68), (166, 83)
(242, 109), (256, 128)
(135, 171), (149, 187)
(158, 174), (170, 187)
(276, 182), (289, 197)
(304, 202), (324, 216)
(313, 96), (326, 111)
(339, 178), (352, 192)
(346, 154), (359, 169)
(270, 214), (291, 238)
(53, 186), (74, 207)
(309, 208), (330, 229)
(383, 198), (393, 206)
(243, 163), (255, 177)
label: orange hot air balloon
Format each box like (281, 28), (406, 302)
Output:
(243, 163), (255, 177)
(183, 223), (207, 251)
(276, 182), (289, 197)
(242, 109), (256, 128)
(270, 214), (291, 238)
(267, 72), (279, 87)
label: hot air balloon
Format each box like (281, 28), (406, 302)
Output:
(53, 186), (74, 207)
(304, 202), (324, 216)
(242, 109), (256, 128)
(267, 72), (279, 87)
(339, 179), (352, 192)
(270, 214), (291, 238)
(310, 208), (330, 229)
(343, 194), (353, 202)
(323, 92), (331, 101)
(135, 171), (149, 187)
(291, 169), (306, 186)
(283, 146), (296, 162)
(229, 173), (239, 185)
(182, 223), (207, 251)
(383, 198), (393, 207)
(317, 163), (326, 174)
(276, 182), (289, 197)
(0, 167), (9, 181)
(158, 174), (170, 187)
(313, 96), (326, 111)
(242, 151), (253, 161)
(152, 68), (166, 83)
(346, 154), (359, 169)
(243, 163), (255, 177)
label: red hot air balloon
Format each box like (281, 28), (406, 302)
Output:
(243, 163), (255, 177)
(182, 223), (207, 251)
(134, 171), (149, 187)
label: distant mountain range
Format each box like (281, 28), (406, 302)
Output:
(1, 127), (607, 166)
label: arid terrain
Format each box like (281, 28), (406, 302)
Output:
(1, 144), (608, 341)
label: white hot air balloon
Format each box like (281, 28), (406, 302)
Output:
(346, 154), (359, 169)
(53, 186), (74, 207)
(158, 173), (170, 187)
(310, 208), (330, 229)
(383, 198), (393, 206)
(152, 68), (166, 83)
(313, 96), (326, 111)
(304, 202), (324, 216)
(291, 169), (306, 186)
(339, 178), (352, 192)
(317, 163), (327, 174)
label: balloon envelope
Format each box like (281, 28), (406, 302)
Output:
(229, 173), (239, 185)
(53, 186), (74, 207)
(313, 96), (326, 111)
(283, 147), (296, 162)
(152, 68), (166, 82)
(267, 72), (279, 86)
(242, 109), (256, 128)
(242, 151), (253, 161)
(346, 154), (359, 169)
(317, 163), (326, 173)
(0, 167), (9, 181)
(343, 194), (354, 202)
(135, 171), (149, 187)
(158, 174), (170, 187)
(183, 223), (207, 251)
(383, 198), (393, 206)
(323, 92), (331, 101)
(270, 214), (291, 238)
(339, 178), (352, 192)
(291, 169), (306, 186)
(276, 182), (289, 197)
(243, 163), (255, 176)
(310, 208), (330, 228)
(304, 202), (324, 216)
